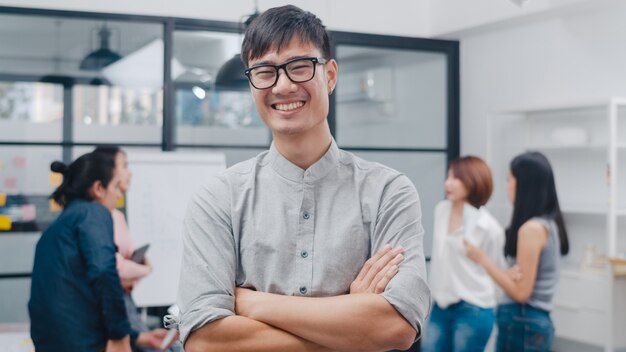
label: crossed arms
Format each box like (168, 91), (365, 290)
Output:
(178, 175), (430, 352)
(184, 246), (416, 352)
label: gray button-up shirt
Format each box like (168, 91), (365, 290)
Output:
(177, 140), (431, 343)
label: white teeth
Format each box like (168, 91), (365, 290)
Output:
(274, 101), (304, 111)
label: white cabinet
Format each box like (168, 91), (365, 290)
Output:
(487, 98), (626, 352)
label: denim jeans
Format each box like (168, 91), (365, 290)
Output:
(495, 303), (554, 352)
(421, 301), (495, 352)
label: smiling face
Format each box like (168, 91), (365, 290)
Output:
(247, 36), (337, 141)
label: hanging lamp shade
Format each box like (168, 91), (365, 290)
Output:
(80, 25), (122, 71)
(213, 12), (259, 91)
(214, 54), (249, 91)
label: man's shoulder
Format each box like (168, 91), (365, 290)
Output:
(198, 150), (269, 191)
(213, 150), (270, 179)
(337, 148), (403, 177)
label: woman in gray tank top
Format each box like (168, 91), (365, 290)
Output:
(464, 152), (569, 351)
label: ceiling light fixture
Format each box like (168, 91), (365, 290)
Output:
(214, 1), (260, 91)
(79, 23), (122, 71)
(508, 0), (530, 7)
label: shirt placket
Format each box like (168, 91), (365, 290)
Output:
(296, 176), (315, 296)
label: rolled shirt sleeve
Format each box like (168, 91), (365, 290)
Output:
(177, 177), (237, 344)
(375, 175), (432, 337)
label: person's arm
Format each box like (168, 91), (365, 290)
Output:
(236, 291), (414, 352)
(116, 253), (152, 281)
(77, 203), (133, 344)
(234, 245), (409, 352)
(105, 335), (131, 352)
(112, 210), (152, 281)
(178, 179), (331, 352)
(234, 175), (427, 351)
(465, 220), (548, 302)
(136, 329), (179, 350)
(186, 316), (334, 352)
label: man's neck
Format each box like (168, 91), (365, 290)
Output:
(273, 129), (333, 170)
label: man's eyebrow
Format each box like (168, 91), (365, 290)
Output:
(251, 55), (314, 67)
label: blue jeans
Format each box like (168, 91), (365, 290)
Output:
(496, 303), (554, 352)
(422, 301), (495, 352)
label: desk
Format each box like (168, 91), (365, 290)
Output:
(0, 324), (32, 352)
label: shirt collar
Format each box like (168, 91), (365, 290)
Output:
(268, 138), (340, 183)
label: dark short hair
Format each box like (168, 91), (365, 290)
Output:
(449, 156), (493, 208)
(93, 145), (123, 158)
(241, 5), (332, 67)
(505, 151), (569, 257)
(50, 152), (116, 207)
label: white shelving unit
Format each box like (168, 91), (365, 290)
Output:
(487, 98), (626, 352)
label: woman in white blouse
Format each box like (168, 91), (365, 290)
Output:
(422, 156), (505, 352)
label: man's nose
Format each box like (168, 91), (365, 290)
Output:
(272, 69), (297, 93)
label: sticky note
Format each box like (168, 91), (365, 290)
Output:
(116, 195), (125, 209)
(4, 177), (17, 189)
(21, 204), (37, 222)
(0, 193), (6, 207)
(49, 172), (63, 187)
(49, 199), (62, 212)
(12, 156), (26, 169)
(0, 215), (11, 231)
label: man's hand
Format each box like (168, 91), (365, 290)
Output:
(350, 244), (404, 294)
(235, 287), (267, 318)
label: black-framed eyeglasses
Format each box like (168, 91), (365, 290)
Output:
(244, 57), (327, 90)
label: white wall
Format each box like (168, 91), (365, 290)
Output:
(458, 1), (626, 157)
(0, 0), (431, 37)
(428, 0), (606, 37)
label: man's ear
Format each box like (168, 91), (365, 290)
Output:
(326, 59), (338, 94)
(89, 180), (105, 201)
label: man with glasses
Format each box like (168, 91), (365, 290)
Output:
(178, 5), (430, 351)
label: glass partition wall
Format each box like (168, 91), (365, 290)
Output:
(0, 6), (459, 323)
(332, 32), (459, 257)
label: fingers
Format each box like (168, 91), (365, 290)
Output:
(369, 253), (404, 293)
(354, 244), (392, 282)
(352, 245), (404, 293)
(507, 264), (523, 281)
(362, 246), (404, 286)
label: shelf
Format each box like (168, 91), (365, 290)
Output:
(560, 206), (626, 216)
(561, 268), (610, 279)
(497, 98), (626, 114)
(527, 143), (606, 151)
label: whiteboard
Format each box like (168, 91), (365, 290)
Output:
(126, 152), (226, 307)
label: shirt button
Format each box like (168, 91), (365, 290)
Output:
(303, 211), (310, 220)
(299, 286), (308, 294)
(301, 250), (308, 258)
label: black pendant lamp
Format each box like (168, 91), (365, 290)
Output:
(214, 54), (249, 90)
(214, 9), (260, 91)
(80, 25), (122, 71)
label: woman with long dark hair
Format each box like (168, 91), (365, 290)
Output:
(465, 151), (569, 351)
